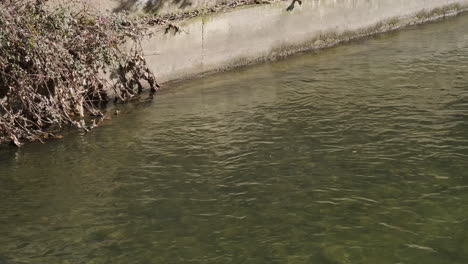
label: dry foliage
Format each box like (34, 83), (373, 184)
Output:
(0, 0), (159, 146)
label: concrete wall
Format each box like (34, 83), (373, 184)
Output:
(140, 0), (468, 83)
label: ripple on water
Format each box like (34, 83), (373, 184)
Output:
(2, 13), (468, 264)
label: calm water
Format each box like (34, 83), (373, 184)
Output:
(2, 14), (468, 264)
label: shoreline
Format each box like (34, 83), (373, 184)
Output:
(160, 8), (468, 87)
(137, 0), (468, 84)
(161, 8), (468, 88)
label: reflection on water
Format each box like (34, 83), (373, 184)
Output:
(1, 14), (468, 264)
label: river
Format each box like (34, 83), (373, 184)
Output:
(1, 13), (468, 264)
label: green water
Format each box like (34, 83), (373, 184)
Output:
(2, 14), (468, 264)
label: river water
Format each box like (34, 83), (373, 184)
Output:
(1, 14), (468, 264)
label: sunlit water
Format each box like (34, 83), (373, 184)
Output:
(2, 14), (468, 264)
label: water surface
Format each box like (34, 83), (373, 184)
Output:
(1, 14), (468, 264)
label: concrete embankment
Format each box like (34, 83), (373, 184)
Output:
(137, 0), (468, 83)
(64, 0), (468, 83)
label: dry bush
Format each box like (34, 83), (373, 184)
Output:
(0, 0), (159, 146)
